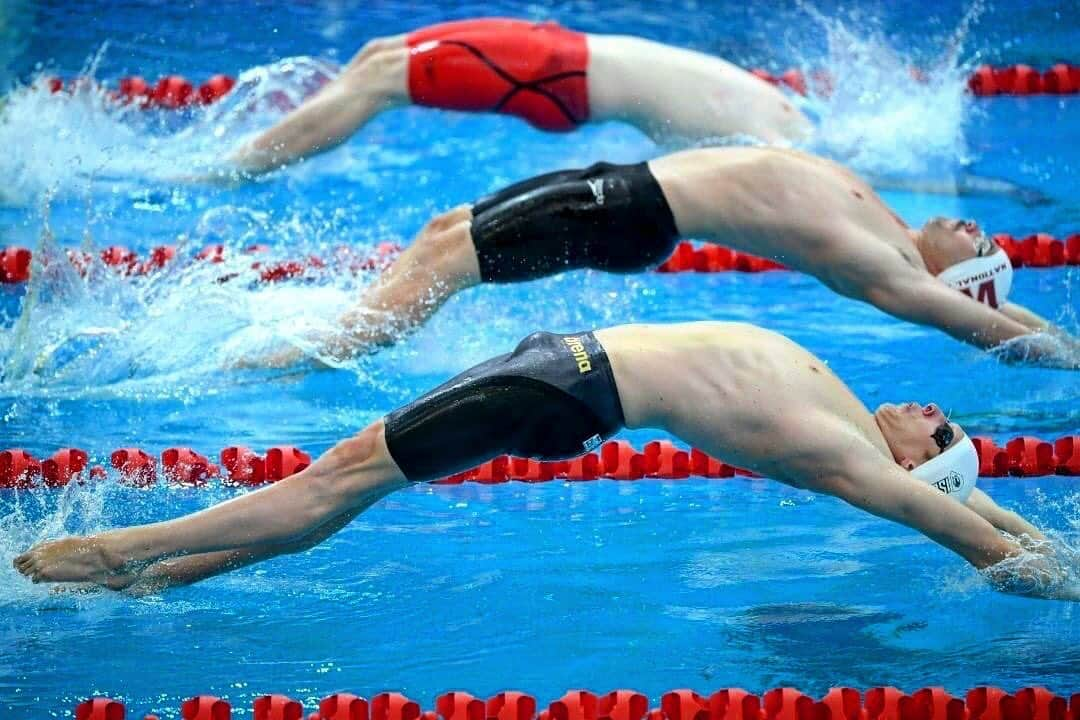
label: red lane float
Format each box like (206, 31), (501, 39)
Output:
(0, 242), (401, 286)
(38, 61), (1080, 117)
(1, 232), (1075, 287)
(968, 63), (1080, 96)
(656, 233), (1080, 274)
(750, 63), (1080, 97)
(45, 73), (237, 109)
(2, 435), (1077, 490)
(70, 687), (1080, 720)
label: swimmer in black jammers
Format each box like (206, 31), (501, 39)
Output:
(15, 322), (1076, 599)
(246, 147), (1079, 369)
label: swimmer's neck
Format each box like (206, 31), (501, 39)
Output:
(904, 227), (939, 272)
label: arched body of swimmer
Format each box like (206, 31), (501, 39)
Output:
(259, 146), (1077, 369)
(15, 322), (1072, 598)
(226, 18), (811, 177)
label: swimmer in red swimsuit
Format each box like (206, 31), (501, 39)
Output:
(225, 18), (812, 178)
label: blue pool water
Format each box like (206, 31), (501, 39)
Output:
(1, 0), (1079, 716)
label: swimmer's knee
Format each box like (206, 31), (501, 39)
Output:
(336, 422), (384, 465)
(412, 218), (476, 271)
(349, 35), (404, 67)
(314, 422), (384, 479)
(420, 205), (471, 235)
(342, 47), (407, 100)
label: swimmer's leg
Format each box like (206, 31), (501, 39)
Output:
(16, 331), (625, 586)
(229, 35), (409, 177)
(106, 505), (366, 594)
(326, 204), (482, 355)
(324, 162), (677, 358)
(15, 422), (408, 584)
(240, 203), (482, 367)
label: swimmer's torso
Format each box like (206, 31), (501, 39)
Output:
(596, 322), (892, 482)
(648, 147), (928, 297)
(585, 35), (812, 143)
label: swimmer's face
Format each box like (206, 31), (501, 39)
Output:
(875, 402), (964, 471)
(917, 217), (988, 274)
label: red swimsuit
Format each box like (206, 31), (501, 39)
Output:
(406, 18), (590, 132)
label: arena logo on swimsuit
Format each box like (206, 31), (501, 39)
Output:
(563, 336), (593, 373)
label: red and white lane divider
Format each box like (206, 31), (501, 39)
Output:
(753, 63), (1080, 97)
(0, 242), (401, 286)
(966, 63), (1080, 96)
(72, 685), (1080, 720)
(3, 435), (1078, 489)
(40, 61), (1080, 114)
(657, 233), (1080, 274)
(42, 74), (236, 109)
(2, 232), (1076, 286)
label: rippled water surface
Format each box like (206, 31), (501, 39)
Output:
(0, 0), (1079, 716)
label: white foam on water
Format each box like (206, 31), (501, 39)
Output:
(793, 0), (986, 182)
(0, 54), (338, 205)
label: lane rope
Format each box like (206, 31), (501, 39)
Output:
(3, 233), (1077, 286)
(3, 435), (1077, 489)
(37, 62), (1080, 112)
(72, 685), (1080, 720)
(0, 242), (401, 286)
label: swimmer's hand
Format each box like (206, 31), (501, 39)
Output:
(982, 542), (1080, 601)
(993, 332), (1080, 370)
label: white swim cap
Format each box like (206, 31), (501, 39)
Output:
(937, 242), (1013, 309)
(911, 433), (979, 502)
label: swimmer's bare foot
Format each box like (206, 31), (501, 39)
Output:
(51, 570), (143, 596)
(14, 536), (126, 584)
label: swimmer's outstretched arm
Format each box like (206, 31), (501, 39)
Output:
(14, 421), (408, 586)
(823, 443), (1073, 600)
(866, 272), (1080, 368)
(998, 302), (1077, 341)
(964, 488), (1046, 546)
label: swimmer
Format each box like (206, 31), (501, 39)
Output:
(252, 147), (1079, 369)
(15, 322), (1075, 599)
(223, 18), (812, 178)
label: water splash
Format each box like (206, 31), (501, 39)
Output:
(981, 530), (1080, 601)
(794, 0), (985, 181)
(0, 199), (379, 395)
(0, 54), (337, 205)
(0, 478), (113, 607)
